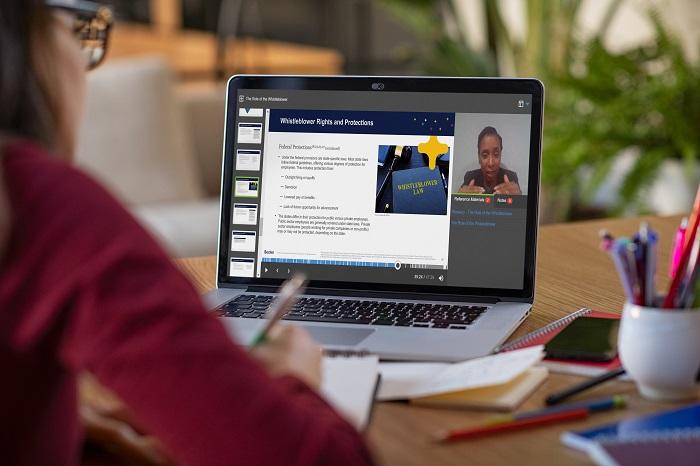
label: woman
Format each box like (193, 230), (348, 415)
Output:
(459, 126), (521, 195)
(0, 1), (372, 465)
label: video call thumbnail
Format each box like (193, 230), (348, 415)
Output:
(451, 113), (531, 196)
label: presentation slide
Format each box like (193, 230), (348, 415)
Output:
(231, 230), (257, 252)
(236, 149), (261, 171)
(238, 122), (263, 144)
(256, 109), (454, 272)
(232, 203), (258, 225)
(230, 258), (255, 277)
(239, 107), (264, 118)
(234, 176), (259, 198)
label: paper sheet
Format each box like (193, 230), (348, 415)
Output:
(321, 355), (379, 430)
(377, 346), (545, 400)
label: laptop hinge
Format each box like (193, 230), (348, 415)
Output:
(244, 285), (500, 303)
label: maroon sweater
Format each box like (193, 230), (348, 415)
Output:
(0, 142), (373, 466)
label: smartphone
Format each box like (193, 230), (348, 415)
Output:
(544, 317), (619, 362)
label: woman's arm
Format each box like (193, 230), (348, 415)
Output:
(8, 146), (372, 466)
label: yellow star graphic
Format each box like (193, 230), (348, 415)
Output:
(418, 135), (449, 170)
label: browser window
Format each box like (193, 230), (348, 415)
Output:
(227, 90), (532, 290)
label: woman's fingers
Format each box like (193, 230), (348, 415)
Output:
(81, 404), (169, 465)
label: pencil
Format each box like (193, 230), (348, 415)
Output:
(249, 273), (307, 347)
(665, 184), (700, 308)
(434, 409), (589, 442)
(435, 396), (625, 443)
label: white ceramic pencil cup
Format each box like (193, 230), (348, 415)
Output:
(619, 302), (700, 401)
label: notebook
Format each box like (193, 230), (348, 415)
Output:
(377, 346), (546, 411)
(411, 367), (548, 411)
(321, 355), (380, 431)
(561, 403), (700, 452)
(587, 434), (700, 466)
(495, 307), (622, 377)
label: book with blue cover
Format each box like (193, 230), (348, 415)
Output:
(391, 167), (447, 215)
(561, 403), (700, 452)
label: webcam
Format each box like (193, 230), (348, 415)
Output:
(371, 82), (385, 91)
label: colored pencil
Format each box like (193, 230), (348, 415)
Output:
(665, 185), (700, 308)
(435, 409), (589, 442)
(434, 396), (625, 442)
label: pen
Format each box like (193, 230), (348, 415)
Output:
(676, 235), (700, 308)
(645, 229), (658, 306)
(523, 395), (625, 418)
(636, 223), (650, 305)
(605, 239), (634, 302)
(670, 217), (688, 278)
(620, 240), (640, 303)
(545, 368), (627, 405)
(598, 229), (614, 251)
(434, 396), (625, 442)
(249, 273), (307, 347)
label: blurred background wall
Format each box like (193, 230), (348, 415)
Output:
(77, 0), (700, 256)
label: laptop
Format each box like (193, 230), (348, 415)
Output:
(205, 76), (544, 362)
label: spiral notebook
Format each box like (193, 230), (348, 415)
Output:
(587, 434), (700, 466)
(562, 403), (700, 452)
(494, 307), (622, 377)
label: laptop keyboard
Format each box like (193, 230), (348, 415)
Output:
(216, 295), (488, 329)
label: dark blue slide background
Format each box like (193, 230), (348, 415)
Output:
(269, 109), (455, 136)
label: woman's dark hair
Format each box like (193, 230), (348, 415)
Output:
(477, 126), (503, 152)
(0, 0), (57, 148)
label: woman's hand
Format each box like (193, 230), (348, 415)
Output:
(458, 179), (485, 194)
(493, 175), (521, 195)
(251, 325), (323, 390)
(80, 373), (171, 465)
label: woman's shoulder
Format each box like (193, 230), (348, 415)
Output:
(4, 140), (126, 215)
(2, 140), (166, 266)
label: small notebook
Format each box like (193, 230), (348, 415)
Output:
(587, 435), (700, 466)
(321, 355), (380, 431)
(411, 366), (548, 411)
(495, 307), (622, 377)
(561, 403), (700, 452)
(378, 346), (545, 411)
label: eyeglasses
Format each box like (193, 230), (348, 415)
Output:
(45, 0), (114, 70)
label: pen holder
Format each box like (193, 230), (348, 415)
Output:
(619, 302), (700, 401)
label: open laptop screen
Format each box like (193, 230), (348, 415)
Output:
(219, 77), (542, 300)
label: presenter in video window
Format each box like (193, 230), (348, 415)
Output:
(459, 126), (522, 195)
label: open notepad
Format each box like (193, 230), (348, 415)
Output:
(320, 355), (380, 431)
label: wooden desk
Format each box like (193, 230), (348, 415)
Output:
(176, 214), (690, 465)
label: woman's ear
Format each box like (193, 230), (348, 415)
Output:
(31, 13), (87, 160)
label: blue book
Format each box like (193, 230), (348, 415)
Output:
(391, 167), (447, 215)
(561, 403), (700, 452)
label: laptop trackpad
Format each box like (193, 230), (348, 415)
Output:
(302, 326), (374, 346)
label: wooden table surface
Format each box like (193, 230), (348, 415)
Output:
(176, 214), (692, 466)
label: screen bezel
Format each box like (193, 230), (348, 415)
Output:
(217, 75), (543, 302)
